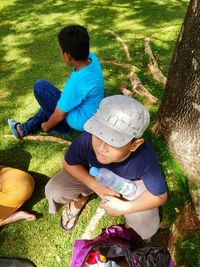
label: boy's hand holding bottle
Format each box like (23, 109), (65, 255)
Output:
(92, 183), (120, 199)
(99, 195), (129, 216)
(90, 167), (137, 200)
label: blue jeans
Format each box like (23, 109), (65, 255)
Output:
(19, 80), (71, 136)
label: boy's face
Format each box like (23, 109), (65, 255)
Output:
(92, 135), (143, 164)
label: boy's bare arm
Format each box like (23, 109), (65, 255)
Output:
(126, 190), (167, 213)
(41, 107), (67, 132)
(100, 190), (168, 216)
(63, 160), (120, 198)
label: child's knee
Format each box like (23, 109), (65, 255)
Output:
(45, 182), (52, 199)
(14, 170), (34, 201)
(125, 209), (160, 240)
(1, 168), (34, 206)
(45, 180), (73, 205)
(33, 79), (47, 95)
(45, 181), (58, 202)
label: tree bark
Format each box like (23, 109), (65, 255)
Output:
(154, 0), (200, 217)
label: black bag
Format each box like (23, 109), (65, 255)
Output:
(0, 258), (37, 267)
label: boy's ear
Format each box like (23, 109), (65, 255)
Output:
(63, 52), (72, 61)
(130, 138), (144, 152)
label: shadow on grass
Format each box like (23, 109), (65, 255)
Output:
(21, 171), (49, 218)
(144, 130), (191, 225)
(0, 147), (31, 170)
(0, 0), (189, 130)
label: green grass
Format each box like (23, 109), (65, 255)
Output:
(1, 0), (197, 266)
(176, 231), (200, 267)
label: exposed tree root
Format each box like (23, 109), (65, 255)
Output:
(0, 91), (9, 99)
(128, 70), (158, 104)
(105, 30), (132, 61)
(119, 85), (133, 97)
(102, 60), (138, 71)
(4, 134), (71, 146)
(144, 37), (167, 87)
(167, 203), (200, 263)
(119, 73), (158, 104)
(105, 30), (159, 104)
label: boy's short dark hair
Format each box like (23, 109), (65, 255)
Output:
(58, 25), (89, 60)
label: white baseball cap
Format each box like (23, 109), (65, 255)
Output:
(84, 95), (150, 147)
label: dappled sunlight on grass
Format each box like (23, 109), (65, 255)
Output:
(3, 34), (31, 62)
(0, 0), (192, 266)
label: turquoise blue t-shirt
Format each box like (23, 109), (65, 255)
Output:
(57, 52), (104, 131)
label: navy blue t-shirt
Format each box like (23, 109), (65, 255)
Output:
(64, 132), (167, 196)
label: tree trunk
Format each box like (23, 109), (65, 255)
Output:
(154, 0), (200, 217)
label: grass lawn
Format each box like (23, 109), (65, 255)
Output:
(1, 1), (198, 267)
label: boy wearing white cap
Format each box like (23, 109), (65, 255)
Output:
(45, 95), (167, 240)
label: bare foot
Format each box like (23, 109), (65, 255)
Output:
(16, 124), (24, 139)
(0, 211), (36, 227)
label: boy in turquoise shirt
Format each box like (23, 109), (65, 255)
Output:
(8, 25), (104, 138)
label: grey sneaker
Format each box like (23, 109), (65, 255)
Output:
(8, 119), (21, 139)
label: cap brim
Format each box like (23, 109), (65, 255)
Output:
(84, 116), (133, 147)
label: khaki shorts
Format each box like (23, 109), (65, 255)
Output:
(45, 169), (159, 239)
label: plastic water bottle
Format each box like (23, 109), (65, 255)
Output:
(89, 167), (137, 200)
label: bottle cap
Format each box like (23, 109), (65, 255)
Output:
(89, 167), (99, 177)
